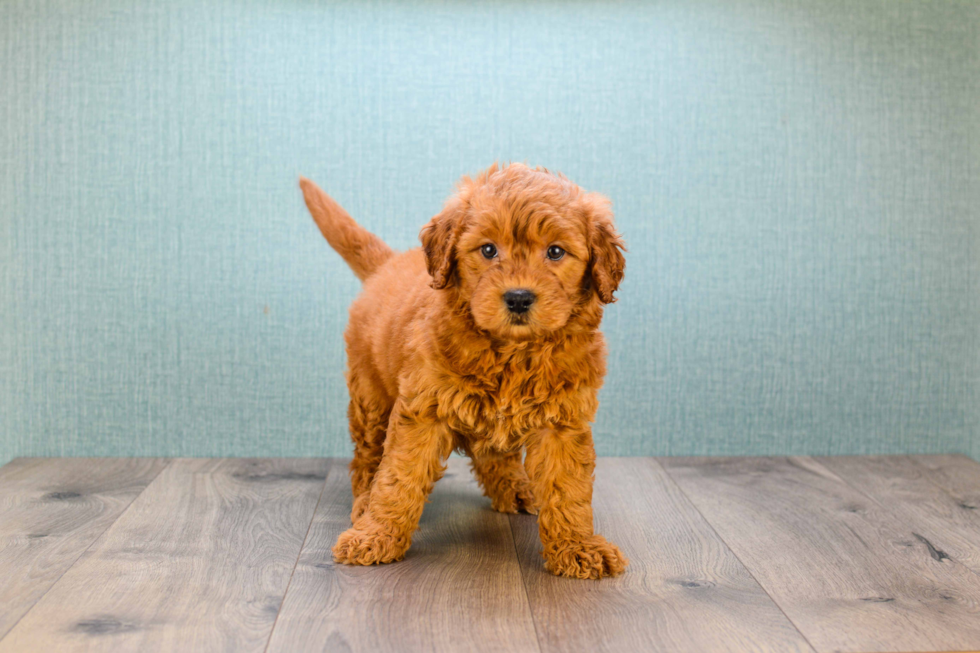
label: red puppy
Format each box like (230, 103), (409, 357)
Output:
(300, 163), (627, 579)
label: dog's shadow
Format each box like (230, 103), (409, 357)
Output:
(409, 470), (523, 562)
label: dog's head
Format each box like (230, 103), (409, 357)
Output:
(420, 163), (625, 340)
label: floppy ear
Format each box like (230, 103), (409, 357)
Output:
(419, 196), (466, 289)
(583, 193), (626, 304)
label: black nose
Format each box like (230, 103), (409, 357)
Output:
(504, 289), (536, 314)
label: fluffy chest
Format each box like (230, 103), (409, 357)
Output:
(432, 360), (593, 450)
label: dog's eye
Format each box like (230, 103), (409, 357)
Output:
(546, 245), (565, 261)
(480, 244), (498, 259)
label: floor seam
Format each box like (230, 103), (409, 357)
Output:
(262, 457), (334, 653)
(0, 457), (174, 644)
(507, 511), (546, 653)
(652, 457), (819, 653)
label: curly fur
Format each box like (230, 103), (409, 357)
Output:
(300, 163), (627, 579)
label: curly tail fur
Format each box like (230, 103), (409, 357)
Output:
(300, 177), (394, 281)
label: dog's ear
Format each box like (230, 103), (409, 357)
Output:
(583, 193), (626, 304)
(419, 197), (466, 289)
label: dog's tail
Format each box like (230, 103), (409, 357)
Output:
(299, 177), (394, 282)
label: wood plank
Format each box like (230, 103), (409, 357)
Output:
(266, 456), (540, 653)
(818, 455), (980, 576)
(0, 458), (330, 653)
(910, 454), (980, 506)
(0, 458), (169, 639)
(511, 458), (814, 653)
(661, 456), (980, 653)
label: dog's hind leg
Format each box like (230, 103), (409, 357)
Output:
(347, 392), (390, 523)
(466, 446), (537, 514)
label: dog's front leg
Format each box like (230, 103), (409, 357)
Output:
(524, 425), (627, 579)
(333, 398), (451, 565)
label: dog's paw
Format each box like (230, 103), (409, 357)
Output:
(332, 524), (409, 565)
(544, 535), (628, 579)
(490, 481), (537, 515)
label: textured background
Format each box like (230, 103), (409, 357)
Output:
(1, 0), (978, 464)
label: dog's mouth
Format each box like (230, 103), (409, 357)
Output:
(508, 313), (530, 326)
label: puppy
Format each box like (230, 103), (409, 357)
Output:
(300, 163), (627, 579)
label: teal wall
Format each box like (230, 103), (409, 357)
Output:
(1, 0), (978, 463)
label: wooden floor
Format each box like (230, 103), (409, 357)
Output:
(1, 456), (980, 652)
